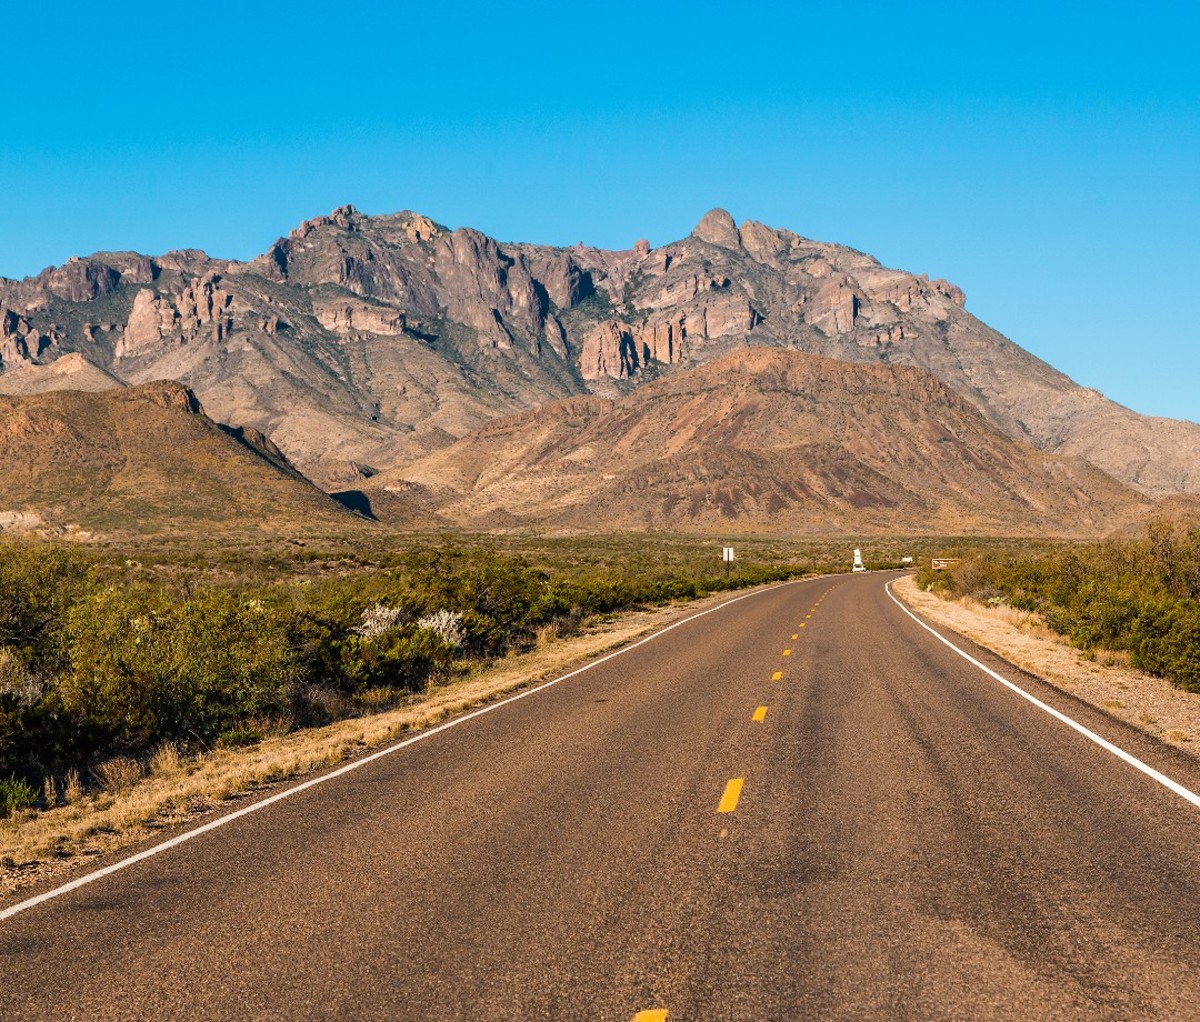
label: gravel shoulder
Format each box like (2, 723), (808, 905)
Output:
(893, 573), (1200, 757)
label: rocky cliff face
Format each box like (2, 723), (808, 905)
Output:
(0, 204), (1195, 496)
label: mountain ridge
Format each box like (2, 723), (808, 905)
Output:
(1, 204), (1194, 497)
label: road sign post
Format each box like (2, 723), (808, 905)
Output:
(722, 546), (735, 579)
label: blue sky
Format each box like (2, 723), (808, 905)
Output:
(3, 1), (1197, 420)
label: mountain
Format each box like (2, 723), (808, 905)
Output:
(0, 205), (1195, 495)
(0, 382), (362, 536)
(356, 349), (1147, 537)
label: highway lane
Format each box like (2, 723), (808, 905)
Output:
(7, 573), (1200, 1019)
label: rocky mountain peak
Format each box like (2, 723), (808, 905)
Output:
(692, 209), (742, 249)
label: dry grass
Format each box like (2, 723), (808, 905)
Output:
(149, 742), (181, 774)
(63, 770), (83, 805)
(92, 756), (144, 792)
(0, 583), (777, 896)
(894, 575), (1200, 757)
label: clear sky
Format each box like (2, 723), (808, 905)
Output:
(3, 1), (1197, 421)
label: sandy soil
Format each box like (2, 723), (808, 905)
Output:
(893, 574), (1200, 754)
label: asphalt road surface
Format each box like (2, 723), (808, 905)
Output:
(7, 573), (1200, 1021)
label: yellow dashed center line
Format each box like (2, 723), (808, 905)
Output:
(633, 1012), (668, 1022)
(718, 777), (744, 813)
(791, 633), (799, 639)
(753, 706), (768, 722)
(771, 671), (782, 681)
(782, 649), (792, 656)
(798, 623), (806, 628)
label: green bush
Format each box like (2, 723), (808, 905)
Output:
(0, 775), (37, 818)
(216, 726), (263, 749)
(0, 544), (90, 676)
(60, 584), (300, 754)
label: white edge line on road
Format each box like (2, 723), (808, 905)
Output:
(1, 574), (833, 923)
(885, 578), (1200, 812)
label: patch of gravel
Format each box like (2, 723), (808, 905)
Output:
(893, 574), (1200, 757)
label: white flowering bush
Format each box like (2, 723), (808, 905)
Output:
(354, 603), (406, 640)
(416, 609), (464, 649)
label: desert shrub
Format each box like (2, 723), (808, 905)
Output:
(1130, 602), (1200, 692)
(416, 609), (464, 648)
(215, 727), (263, 750)
(400, 546), (550, 654)
(355, 603), (407, 640)
(60, 584), (300, 755)
(0, 543), (90, 676)
(340, 624), (457, 694)
(92, 755), (144, 792)
(0, 775), (37, 818)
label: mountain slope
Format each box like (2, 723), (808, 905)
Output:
(361, 349), (1147, 537)
(0, 382), (362, 535)
(0, 205), (1194, 494)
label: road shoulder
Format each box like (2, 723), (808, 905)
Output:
(892, 573), (1200, 761)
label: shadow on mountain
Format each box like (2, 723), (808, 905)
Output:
(331, 490), (376, 519)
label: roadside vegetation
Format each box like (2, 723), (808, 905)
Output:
(917, 520), (1200, 692)
(1, 532), (874, 820)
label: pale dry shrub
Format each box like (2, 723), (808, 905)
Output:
(535, 609), (587, 645)
(93, 756), (144, 792)
(358, 687), (402, 711)
(298, 684), (355, 724)
(42, 775), (57, 809)
(64, 769), (83, 805)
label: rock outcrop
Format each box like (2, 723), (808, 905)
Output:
(581, 320), (639, 379)
(692, 209), (742, 249)
(114, 272), (237, 358)
(312, 298), (406, 337)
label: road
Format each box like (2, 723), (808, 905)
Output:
(7, 572), (1200, 1020)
